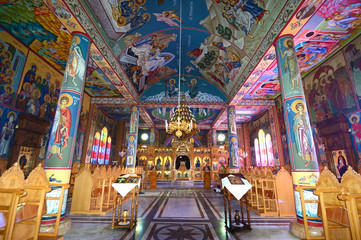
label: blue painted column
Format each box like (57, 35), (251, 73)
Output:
(275, 35), (320, 226)
(43, 33), (90, 223)
(227, 106), (239, 171)
(126, 105), (139, 171)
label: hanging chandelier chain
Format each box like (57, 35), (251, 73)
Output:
(165, 0), (199, 142)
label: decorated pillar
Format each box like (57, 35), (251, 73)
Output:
(126, 106), (139, 171)
(275, 35), (319, 226)
(227, 106), (239, 170)
(44, 33), (90, 222)
(269, 106), (285, 166)
(150, 128), (155, 146)
(211, 128), (217, 147)
(243, 123), (252, 167)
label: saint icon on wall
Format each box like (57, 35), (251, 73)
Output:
(0, 111), (16, 156)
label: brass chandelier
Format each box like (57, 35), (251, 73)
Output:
(165, 1), (199, 141)
(165, 93), (199, 141)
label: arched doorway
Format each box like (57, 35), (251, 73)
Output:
(175, 155), (190, 170)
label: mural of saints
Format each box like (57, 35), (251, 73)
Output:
(130, 106), (138, 133)
(64, 36), (85, 87)
(0, 112), (16, 156)
(228, 107), (236, 134)
(350, 114), (361, 160)
(126, 136), (136, 165)
(48, 94), (72, 160)
(292, 101), (314, 166)
(279, 39), (300, 91)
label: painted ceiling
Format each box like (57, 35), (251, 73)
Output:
(0, 0), (361, 128)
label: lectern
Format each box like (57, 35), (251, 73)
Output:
(111, 175), (140, 229)
(222, 174), (252, 231)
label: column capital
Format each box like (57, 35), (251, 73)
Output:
(274, 34), (295, 44)
(71, 31), (91, 40)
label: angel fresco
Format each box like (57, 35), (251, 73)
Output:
(153, 10), (182, 27)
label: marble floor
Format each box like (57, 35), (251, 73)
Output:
(64, 185), (298, 240)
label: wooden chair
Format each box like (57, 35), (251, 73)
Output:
(18, 164), (52, 240)
(338, 167), (361, 240)
(38, 183), (69, 239)
(313, 166), (351, 240)
(0, 163), (26, 240)
(259, 168), (279, 216)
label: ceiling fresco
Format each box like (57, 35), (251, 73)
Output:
(0, 1), (72, 71)
(231, 0), (361, 104)
(140, 75), (226, 103)
(98, 105), (145, 123)
(1, 0), (361, 129)
(81, 0), (290, 98)
(84, 58), (122, 97)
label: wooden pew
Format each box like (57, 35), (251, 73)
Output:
(275, 168), (295, 217)
(71, 165), (115, 215)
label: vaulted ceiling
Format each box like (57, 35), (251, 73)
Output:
(0, 0), (360, 129)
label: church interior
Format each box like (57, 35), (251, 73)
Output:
(1, 0), (361, 239)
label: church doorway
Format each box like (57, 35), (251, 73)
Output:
(175, 155), (190, 170)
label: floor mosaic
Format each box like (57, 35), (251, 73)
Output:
(64, 186), (298, 240)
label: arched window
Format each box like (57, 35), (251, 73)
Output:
(91, 132), (100, 164)
(266, 134), (274, 166)
(98, 127), (108, 164)
(105, 136), (111, 165)
(254, 138), (261, 167)
(258, 129), (267, 166)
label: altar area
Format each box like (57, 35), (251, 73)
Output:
(137, 146), (229, 182)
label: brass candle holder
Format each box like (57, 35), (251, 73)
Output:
(122, 210), (129, 224)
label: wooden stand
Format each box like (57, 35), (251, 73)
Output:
(223, 188), (252, 232)
(149, 171), (157, 190)
(111, 186), (139, 230)
(204, 171), (211, 189)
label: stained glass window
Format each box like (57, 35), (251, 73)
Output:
(254, 138), (261, 167)
(91, 132), (100, 164)
(105, 136), (111, 165)
(258, 129), (267, 166)
(266, 134), (274, 166)
(98, 127), (108, 164)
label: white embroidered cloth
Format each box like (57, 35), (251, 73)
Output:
(221, 176), (252, 200)
(112, 175), (140, 197)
